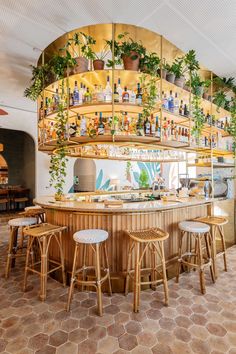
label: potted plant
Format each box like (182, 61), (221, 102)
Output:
(92, 42), (110, 70)
(171, 58), (185, 88)
(140, 52), (160, 76)
(184, 50), (200, 75)
(202, 79), (212, 100)
(24, 63), (51, 101)
(138, 169), (149, 189)
(50, 51), (77, 79)
(188, 73), (211, 97)
(159, 58), (168, 79)
(63, 32), (96, 74)
(165, 63), (175, 84)
(106, 32), (146, 71)
(213, 90), (228, 111)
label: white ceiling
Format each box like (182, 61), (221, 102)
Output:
(0, 0), (236, 132)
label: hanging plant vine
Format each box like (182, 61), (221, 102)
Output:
(228, 98), (236, 156)
(49, 79), (68, 199)
(140, 73), (158, 120)
(191, 94), (205, 142)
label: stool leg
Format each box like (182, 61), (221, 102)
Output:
(151, 243), (156, 291)
(211, 225), (218, 279)
(40, 236), (48, 301)
(133, 241), (140, 313)
(23, 236), (33, 292)
(58, 231), (66, 287)
(81, 244), (87, 291)
(5, 226), (16, 278)
(205, 232), (215, 283)
(125, 241), (134, 296)
(67, 244), (79, 311)
(104, 242), (112, 296)
(176, 230), (184, 283)
(219, 225), (227, 272)
(197, 234), (206, 295)
(160, 241), (169, 306)
(95, 243), (103, 316)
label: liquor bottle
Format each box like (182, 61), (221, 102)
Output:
(104, 76), (112, 102)
(117, 78), (123, 102)
(179, 100), (184, 115)
(97, 85), (104, 102)
(168, 90), (174, 112)
(184, 104), (188, 117)
(155, 116), (161, 138)
(181, 128), (185, 142)
(98, 112), (105, 135)
(124, 113), (130, 134)
(144, 117), (151, 136)
(224, 117), (229, 131)
(114, 84), (119, 103)
(171, 120), (175, 140)
(79, 83), (85, 104)
(136, 114), (144, 136)
(92, 84), (98, 102)
(151, 114), (156, 135)
(136, 83), (142, 105)
(84, 88), (92, 103)
(174, 93), (179, 114)
(129, 90), (136, 104)
(167, 120), (171, 140)
(80, 116), (87, 136)
(206, 111), (211, 125)
(39, 101), (44, 121)
(94, 112), (99, 131)
(54, 88), (60, 110)
(184, 129), (189, 143)
(69, 122), (77, 137)
(73, 81), (80, 105)
(178, 127), (182, 141)
(122, 86), (129, 103)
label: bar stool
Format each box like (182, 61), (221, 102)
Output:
(176, 221), (215, 294)
(23, 223), (66, 301)
(22, 206), (45, 223)
(67, 229), (112, 316)
(5, 217), (37, 278)
(125, 228), (169, 313)
(195, 216), (228, 278)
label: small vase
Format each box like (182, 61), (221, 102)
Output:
(93, 59), (105, 70)
(55, 193), (63, 201)
(166, 72), (175, 84)
(122, 51), (140, 71)
(174, 76), (185, 88)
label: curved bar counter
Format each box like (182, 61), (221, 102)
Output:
(35, 195), (213, 292)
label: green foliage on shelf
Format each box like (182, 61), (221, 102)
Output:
(191, 95), (205, 141)
(228, 98), (236, 155)
(63, 32), (96, 59)
(50, 51), (77, 80)
(140, 52), (160, 76)
(49, 80), (68, 198)
(213, 90), (228, 112)
(140, 73), (158, 120)
(24, 64), (51, 101)
(138, 169), (149, 188)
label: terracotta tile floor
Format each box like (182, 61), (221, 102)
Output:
(1, 222), (236, 353)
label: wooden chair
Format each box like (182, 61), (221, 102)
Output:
(176, 221), (215, 294)
(195, 216), (228, 278)
(125, 228), (169, 313)
(67, 229), (112, 316)
(12, 188), (30, 210)
(0, 189), (9, 211)
(23, 223), (66, 301)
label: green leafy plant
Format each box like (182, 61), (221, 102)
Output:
(183, 49), (200, 74)
(49, 80), (68, 198)
(188, 73), (211, 96)
(191, 95), (205, 141)
(214, 76), (236, 93)
(92, 41), (110, 61)
(138, 169), (149, 188)
(24, 63), (51, 101)
(50, 51), (77, 79)
(228, 98), (236, 155)
(106, 32), (146, 68)
(63, 32), (96, 59)
(140, 52), (160, 76)
(213, 90), (228, 112)
(140, 73), (158, 120)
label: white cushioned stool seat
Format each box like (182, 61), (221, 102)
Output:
(8, 217), (37, 227)
(179, 221), (210, 233)
(73, 229), (108, 244)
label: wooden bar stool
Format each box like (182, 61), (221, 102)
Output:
(67, 229), (112, 316)
(176, 221), (215, 294)
(23, 223), (66, 301)
(22, 206), (46, 223)
(5, 217), (37, 278)
(195, 216), (228, 278)
(125, 228), (169, 313)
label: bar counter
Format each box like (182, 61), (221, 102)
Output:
(34, 195), (218, 291)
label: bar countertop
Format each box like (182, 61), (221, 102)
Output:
(34, 195), (215, 213)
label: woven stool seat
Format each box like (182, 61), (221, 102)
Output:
(73, 229), (108, 244)
(8, 217), (37, 227)
(25, 205), (43, 211)
(179, 221), (210, 234)
(24, 223), (66, 237)
(127, 228), (169, 243)
(196, 216), (228, 226)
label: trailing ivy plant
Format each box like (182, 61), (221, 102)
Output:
(49, 80), (68, 199)
(191, 94), (205, 142)
(24, 63), (51, 101)
(140, 73), (158, 120)
(228, 98), (236, 155)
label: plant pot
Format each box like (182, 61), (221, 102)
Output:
(174, 76), (185, 88)
(55, 193), (64, 201)
(122, 51), (140, 71)
(73, 57), (89, 74)
(166, 72), (175, 84)
(184, 84), (190, 92)
(93, 59), (105, 70)
(203, 92), (209, 100)
(161, 69), (167, 80)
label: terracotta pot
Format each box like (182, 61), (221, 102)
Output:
(93, 59), (105, 70)
(122, 51), (140, 71)
(174, 76), (185, 88)
(166, 72), (175, 84)
(73, 57), (89, 74)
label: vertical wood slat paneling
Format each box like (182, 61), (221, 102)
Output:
(45, 204), (210, 292)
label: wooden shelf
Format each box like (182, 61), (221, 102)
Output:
(188, 162), (235, 168)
